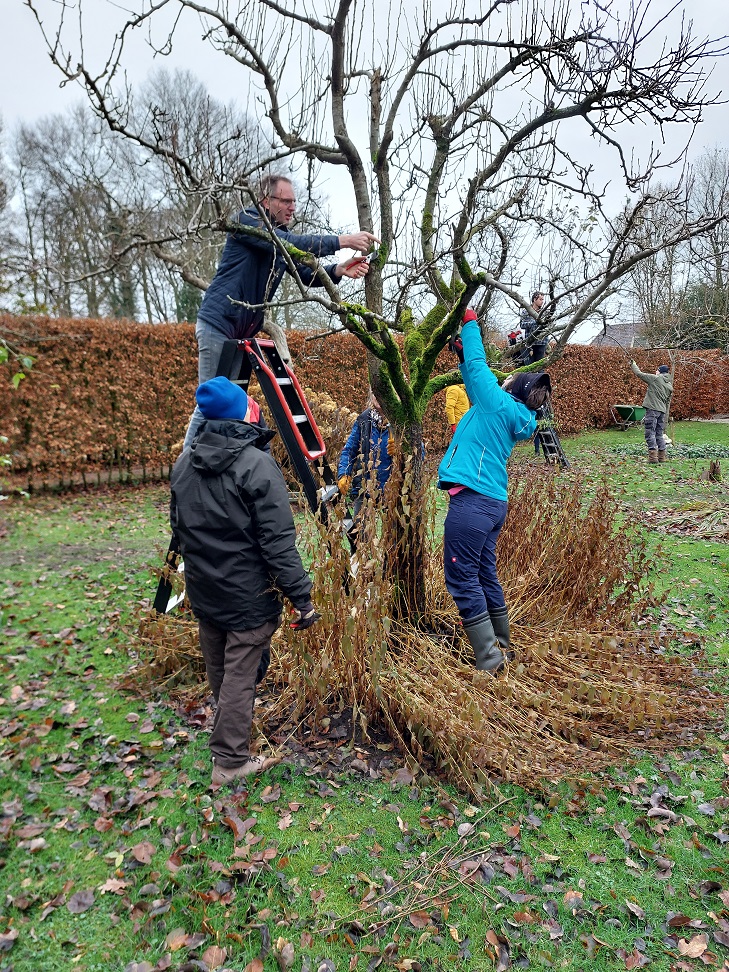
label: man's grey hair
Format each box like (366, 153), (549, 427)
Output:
(258, 173), (293, 201)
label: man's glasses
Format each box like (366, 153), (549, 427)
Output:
(270, 195), (296, 206)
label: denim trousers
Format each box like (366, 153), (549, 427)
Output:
(183, 318), (229, 449)
(443, 489), (508, 622)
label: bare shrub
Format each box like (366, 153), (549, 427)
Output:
(135, 470), (719, 797)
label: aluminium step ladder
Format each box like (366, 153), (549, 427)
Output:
(153, 338), (342, 614)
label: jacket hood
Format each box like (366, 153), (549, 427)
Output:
(190, 420), (276, 475)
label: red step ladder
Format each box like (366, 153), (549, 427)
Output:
(153, 338), (340, 614)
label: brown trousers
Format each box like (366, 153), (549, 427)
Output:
(198, 618), (279, 768)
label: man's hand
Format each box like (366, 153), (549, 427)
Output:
(339, 231), (380, 253)
(334, 256), (370, 280)
(290, 604), (321, 631)
(337, 475), (352, 495)
(386, 435), (396, 457)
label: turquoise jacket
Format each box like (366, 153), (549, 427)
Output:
(437, 320), (537, 501)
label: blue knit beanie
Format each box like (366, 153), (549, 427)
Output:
(196, 376), (249, 420)
(658, 365), (670, 374)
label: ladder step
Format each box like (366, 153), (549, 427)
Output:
(293, 415), (309, 424)
(276, 377), (293, 386)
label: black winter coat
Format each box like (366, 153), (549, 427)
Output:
(197, 207), (341, 339)
(170, 420), (312, 631)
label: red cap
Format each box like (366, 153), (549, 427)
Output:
(463, 309), (478, 323)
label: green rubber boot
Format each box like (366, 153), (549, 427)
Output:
(489, 605), (513, 662)
(463, 612), (505, 674)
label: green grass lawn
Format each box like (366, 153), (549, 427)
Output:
(0, 426), (728, 972)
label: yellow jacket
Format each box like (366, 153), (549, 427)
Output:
(445, 384), (470, 426)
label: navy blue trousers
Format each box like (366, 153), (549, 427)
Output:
(443, 489), (508, 622)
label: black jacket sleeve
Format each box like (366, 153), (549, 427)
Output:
(239, 454), (313, 609)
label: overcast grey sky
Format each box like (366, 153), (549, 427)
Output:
(5, 1), (728, 156)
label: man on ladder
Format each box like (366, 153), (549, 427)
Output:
(183, 173), (378, 449)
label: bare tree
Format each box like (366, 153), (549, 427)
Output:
(618, 149), (729, 352)
(27, 0), (729, 611)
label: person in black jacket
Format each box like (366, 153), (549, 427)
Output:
(171, 376), (320, 785)
(183, 174), (379, 447)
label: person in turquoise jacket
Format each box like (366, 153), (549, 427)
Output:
(438, 309), (551, 673)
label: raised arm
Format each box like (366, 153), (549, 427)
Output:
(460, 316), (506, 414)
(235, 209), (340, 258)
(630, 360), (651, 384)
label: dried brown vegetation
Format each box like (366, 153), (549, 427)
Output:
(136, 471), (719, 798)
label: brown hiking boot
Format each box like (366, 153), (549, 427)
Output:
(657, 450), (667, 462)
(211, 754), (279, 786)
(648, 449), (659, 463)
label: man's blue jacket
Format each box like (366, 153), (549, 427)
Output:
(437, 320), (536, 502)
(198, 207), (341, 339)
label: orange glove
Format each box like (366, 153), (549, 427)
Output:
(386, 436), (396, 456)
(337, 475), (352, 495)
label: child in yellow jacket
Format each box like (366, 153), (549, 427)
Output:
(445, 384), (470, 433)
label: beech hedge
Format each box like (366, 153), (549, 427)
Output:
(1, 315), (727, 488)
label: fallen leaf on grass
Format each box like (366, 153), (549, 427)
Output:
(563, 890), (584, 911)
(0, 928), (19, 952)
(201, 945), (227, 970)
(98, 878), (129, 895)
(66, 890), (94, 914)
(678, 934), (708, 958)
(124, 963), (154, 972)
(132, 841), (156, 864)
(273, 938), (295, 970)
(244, 960), (264, 972)
(260, 784), (281, 804)
(667, 914), (694, 928)
(278, 814), (293, 831)
(625, 900), (646, 920)
(512, 911), (538, 924)
(409, 911), (431, 929)
(165, 928), (188, 951)
(458, 859), (480, 879)
(14, 824), (45, 839)
(223, 814), (256, 841)
(485, 929), (510, 971)
(623, 948), (650, 969)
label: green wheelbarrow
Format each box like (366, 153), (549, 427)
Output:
(611, 404), (646, 430)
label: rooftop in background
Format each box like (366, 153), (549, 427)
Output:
(590, 322), (647, 349)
